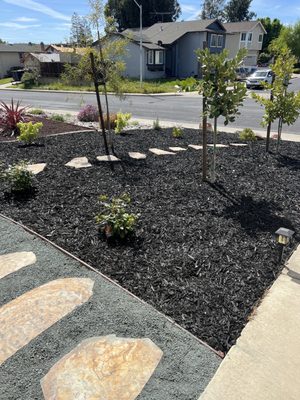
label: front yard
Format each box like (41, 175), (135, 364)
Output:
(0, 127), (299, 353)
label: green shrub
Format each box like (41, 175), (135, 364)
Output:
(176, 77), (198, 92)
(17, 121), (43, 144)
(239, 128), (257, 142)
(153, 117), (161, 131)
(50, 114), (65, 122)
(21, 71), (38, 88)
(0, 160), (33, 192)
(114, 112), (131, 134)
(172, 126), (183, 138)
(95, 193), (139, 240)
(29, 108), (44, 115)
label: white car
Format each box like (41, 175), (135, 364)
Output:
(246, 69), (274, 89)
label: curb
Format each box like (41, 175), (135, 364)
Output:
(0, 86), (182, 97)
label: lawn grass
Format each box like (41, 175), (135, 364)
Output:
(17, 78), (185, 94)
(0, 77), (13, 85)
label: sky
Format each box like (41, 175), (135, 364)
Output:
(0, 0), (300, 44)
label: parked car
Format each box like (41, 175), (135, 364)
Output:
(246, 69), (274, 89)
(235, 67), (247, 81)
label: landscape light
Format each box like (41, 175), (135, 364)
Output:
(275, 227), (294, 245)
(275, 227), (295, 263)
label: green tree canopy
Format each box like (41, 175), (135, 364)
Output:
(200, 0), (225, 20)
(271, 22), (300, 61)
(259, 17), (282, 52)
(70, 12), (93, 47)
(104, 0), (181, 31)
(224, 0), (256, 22)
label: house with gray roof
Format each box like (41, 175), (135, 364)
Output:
(99, 19), (265, 80)
(0, 43), (46, 78)
(224, 21), (267, 66)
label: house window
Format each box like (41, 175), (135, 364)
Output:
(247, 33), (253, 42)
(147, 50), (164, 65)
(258, 34), (263, 43)
(211, 34), (217, 47)
(241, 32), (247, 41)
(148, 50), (154, 65)
(217, 35), (223, 48)
(155, 50), (164, 65)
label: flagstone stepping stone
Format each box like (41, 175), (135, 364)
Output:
(207, 144), (229, 148)
(0, 251), (36, 280)
(128, 152), (147, 160)
(65, 157), (92, 169)
(41, 335), (163, 400)
(0, 278), (94, 365)
(169, 147), (187, 152)
(149, 148), (176, 155)
(188, 144), (203, 150)
(96, 155), (121, 162)
(230, 143), (248, 147)
(26, 163), (47, 175)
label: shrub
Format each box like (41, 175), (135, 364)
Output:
(0, 160), (33, 192)
(103, 113), (117, 129)
(114, 112), (131, 134)
(77, 105), (98, 122)
(0, 100), (27, 135)
(21, 70), (39, 88)
(239, 128), (257, 142)
(95, 193), (139, 240)
(172, 126), (183, 138)
(153, 117), (161, 131)
(257, 52), (272, 66)
(176, 77), (198, 92)
(17, 121), (43, 144)
(29, 108), (44, 115)
(50, 114), (65, 122)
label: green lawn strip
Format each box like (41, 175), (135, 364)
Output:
(0, 77), (13, 85)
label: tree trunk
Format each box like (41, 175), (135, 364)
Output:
(89, 52), (110, 159)
(276, 117), (283, 154)
(202, 96), (208, 182)
(211, 117), (218, 183)
(266, 90), (274, 153)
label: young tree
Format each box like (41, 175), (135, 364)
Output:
(70, 12), (93, 47)
(105, 0), (181, 31)
(271, 22), (300, 62)
(252, 46), (300, 153)
(224, 0), (256, 22)
(196, 48), (247, 182)
(200, 0), (225, 20)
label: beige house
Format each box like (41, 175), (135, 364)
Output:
(224, 21), (266, 66)
(0, 43), (46, 78)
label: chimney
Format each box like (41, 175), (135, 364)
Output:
(40, 41), (45, 52)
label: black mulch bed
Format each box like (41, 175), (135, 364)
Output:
(0, 115), (90, 142)
(0, 128), (299, 353)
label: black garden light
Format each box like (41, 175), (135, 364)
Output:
(275, 227), (294, 262)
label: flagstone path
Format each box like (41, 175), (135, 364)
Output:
(0, 216), (221, 400)
(26, 163), (47, 175)
(65, 157), (92, 169)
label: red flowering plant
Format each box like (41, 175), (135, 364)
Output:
(0, 100), (28, 136)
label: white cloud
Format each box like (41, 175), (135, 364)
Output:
(0, 21), (40, 29)
(14, 16), (38, 22)
(3, 0), (70, 21)
(181, 4), (198, 13)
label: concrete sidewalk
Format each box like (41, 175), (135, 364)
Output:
(0, 215), (221, 400)
(199, 244), (300, 400)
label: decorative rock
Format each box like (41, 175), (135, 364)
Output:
(169, 147), (187, 152)
(26, 163), (47, 175)
(128, 152), (147, 160)
(0, 251), (36, 279)
(207, 144), (229, 148)
(65, 157), (92, 169)
(41, 335), (163, 400)
(188, 145), (203, 150)
(149, 148), (176, 155)
(96, 155), (121, 162)
(230, 143), (248, 147)
(0, 278), (94, 365)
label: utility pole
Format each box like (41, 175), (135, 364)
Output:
(133, 0), (143, 86)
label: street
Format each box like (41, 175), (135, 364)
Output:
(0, 76), (299, 134)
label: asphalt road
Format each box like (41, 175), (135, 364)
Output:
(0, 77), (299, 134)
